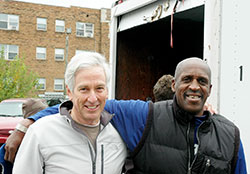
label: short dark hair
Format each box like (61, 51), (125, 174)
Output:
(153, 74), (174, 102)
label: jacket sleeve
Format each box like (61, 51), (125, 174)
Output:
(0, 144), (13, 174)
(28, 104), (60, 121)
(12, 126), (44, 174)
(105, 99), (149, 152)
(234, 140), (247, 174)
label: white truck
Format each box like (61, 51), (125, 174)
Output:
(109, 0), (250, 170)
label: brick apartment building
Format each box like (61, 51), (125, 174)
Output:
(0, 0), (111, 99)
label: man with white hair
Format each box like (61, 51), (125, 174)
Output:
(12, 52), (127, 174)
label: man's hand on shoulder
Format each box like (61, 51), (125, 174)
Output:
(204, 102), (217, 115)
(4, 118), (34, 163)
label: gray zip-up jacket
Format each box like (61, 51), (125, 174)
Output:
(13, 101), (127, 174)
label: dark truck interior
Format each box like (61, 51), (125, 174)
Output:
(115, 5), (204, 101)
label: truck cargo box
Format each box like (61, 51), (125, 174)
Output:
(109, 0), (249, 169)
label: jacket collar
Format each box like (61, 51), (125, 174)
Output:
(172, 95), (211, 124)
(59, 100), (114, 127)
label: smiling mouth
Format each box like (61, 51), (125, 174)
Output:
(86, 105), (98, 109)
(186, 95), (201, 100)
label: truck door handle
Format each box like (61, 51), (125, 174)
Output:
(239, 65), (243, 81)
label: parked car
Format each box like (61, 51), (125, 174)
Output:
(0, 98), (48, 146)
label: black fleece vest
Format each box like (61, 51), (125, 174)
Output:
(130, 100), (239, 174)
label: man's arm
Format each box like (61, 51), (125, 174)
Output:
(235, 140), (247, 174)
(105, 99), (149, 151)
(4, 104), (60, 163)
(4, 118), (34, 163)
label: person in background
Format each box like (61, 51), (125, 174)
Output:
(153, 74), (174, 102)
(0, 98), (48, 174)
(5, 58), (247, 173)
(12, 52), (127, 174)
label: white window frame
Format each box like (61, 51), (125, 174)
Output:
(36, 47), (46, 60)
(37, 18), (47, 31)
(0, 13), (19, 30)
(0, 44), (18, 60)
(55, 48), (64, 61)
(55, 19), (65, 32)
(76, 22), (94, 38)
(54, 78), (64, 91)
(37, 78), (46, 90)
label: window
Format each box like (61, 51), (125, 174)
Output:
(76, 22), (84, 37)
(76, 22), (94, 37)
(55, 48), (64, 61)
(0, 13), (19, 30)
(37, 18), (47, 31)
(37, 78), (46, 90)
(54, 79), (64, 90)
(36, 47), (46, 60)
(0, 44), (18, 60)
(75, 50), (85, 55)
(75, 50), (93, 55)
(55, 20), (65, 32)
(85, 23), (94, 37)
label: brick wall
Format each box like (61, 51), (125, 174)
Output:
(0, 0), (110, 96)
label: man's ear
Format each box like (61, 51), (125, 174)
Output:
(66, 85), (73, 100)
(171, 79), (176, 92)
(208, 84), (212, 97)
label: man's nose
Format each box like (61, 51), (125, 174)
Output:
(189, 80), (200, 91)
(87, 91), (97, 102)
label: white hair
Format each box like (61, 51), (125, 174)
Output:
(65, 52), (110, 92)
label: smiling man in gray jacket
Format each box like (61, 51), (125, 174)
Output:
(12, 52), (127, 174)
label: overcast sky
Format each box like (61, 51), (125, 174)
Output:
(15, 0), (115, 9)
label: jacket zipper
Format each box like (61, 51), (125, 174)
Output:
(88, 143), (96, 174)
(89, 125), (103, 174)
(93, 124), (106, 174)
(101, 144), (104, 174)
(203, 159), (211, 173)
(90, 143), (104, 174)
(188, 121), (206, 173)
